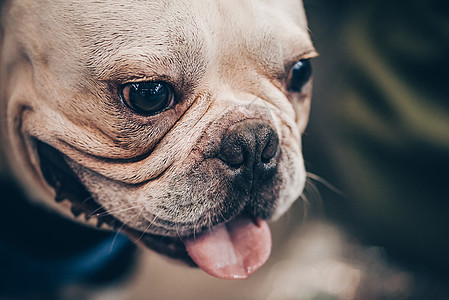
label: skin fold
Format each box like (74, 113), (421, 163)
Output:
(0, 0), (315, 271)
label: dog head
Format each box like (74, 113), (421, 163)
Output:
(0, 0), (316, 279)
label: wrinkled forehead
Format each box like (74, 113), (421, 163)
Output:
(62, 0), (308, 37)
(6, 0), (311, 84)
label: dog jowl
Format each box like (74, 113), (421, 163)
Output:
(0, 0), (316, 279)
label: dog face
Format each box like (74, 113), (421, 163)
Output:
(0, 0), (315, 279)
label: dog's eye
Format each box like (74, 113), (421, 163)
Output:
(287, 59), (312, 93)
(120, 81), (174, 115)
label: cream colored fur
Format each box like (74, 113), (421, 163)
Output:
(0, 0), (315, 239)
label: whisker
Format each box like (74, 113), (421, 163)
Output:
(109, 222), (127, 253)
(137, 209), (163, 242)
(81, 195), (94, 205)
(137, 222), (153, 242)
(305, 177), (322, 203)
(88, 199), (140, 218)
(306, 172), (344, 196)
(298, 177), (324, 217)
(298, 192), (310, 220)
(88, 206), (105, 217)
(95, 204), (141, 218)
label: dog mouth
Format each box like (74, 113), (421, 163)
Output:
(36, 140), (272, 279)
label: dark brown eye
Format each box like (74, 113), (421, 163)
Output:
(287, 59), (312, 92)
(120, 81), (174, 115)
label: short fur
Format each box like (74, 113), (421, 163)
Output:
(0, 0), (315, 259)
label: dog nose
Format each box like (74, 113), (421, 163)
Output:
(219, 120), (279, 172)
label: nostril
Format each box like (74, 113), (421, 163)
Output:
(261, 131), (279, 163)
(219, 121), (279, 170)
(219, 130), (252, 168)
(220, 140), (246, 168)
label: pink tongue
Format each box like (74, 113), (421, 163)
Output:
(184, 218), (271, 279)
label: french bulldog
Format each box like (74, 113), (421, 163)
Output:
(0, 0), (316, 280)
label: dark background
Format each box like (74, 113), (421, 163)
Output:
(303, 0), (449, 294)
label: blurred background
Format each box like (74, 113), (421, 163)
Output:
(302, 0), (449, 298)
(1, 0), (448, 299)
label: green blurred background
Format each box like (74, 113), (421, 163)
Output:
(303, 0), (449, 287)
